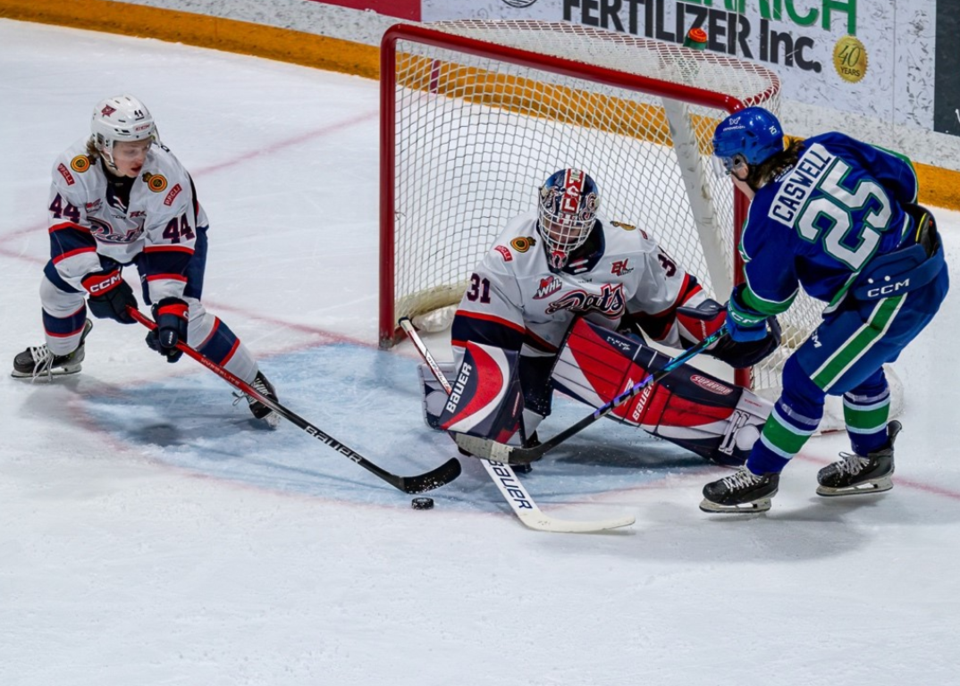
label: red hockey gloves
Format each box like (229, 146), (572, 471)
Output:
(82, 269), (138, 324)
(145, 298), (189, 363)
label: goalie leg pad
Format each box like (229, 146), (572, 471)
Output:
(553, 319), (772, 466)
(419, 361), (457, 431)
(438, 342), (524, 443)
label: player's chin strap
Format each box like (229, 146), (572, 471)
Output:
(126, 307), (461, 494)
(454, 325), (729, 465)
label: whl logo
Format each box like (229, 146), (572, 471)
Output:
(611, 259), (632, 276)
(533, 275), (562, 299)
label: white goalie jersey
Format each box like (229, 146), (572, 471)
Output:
(451, 212), (711, 359)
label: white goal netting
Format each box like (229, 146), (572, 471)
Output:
(380, 21), (901, 424)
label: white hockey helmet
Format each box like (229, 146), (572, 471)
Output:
(90, 94), (158, 166)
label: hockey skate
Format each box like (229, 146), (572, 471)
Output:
(700, 467), (780, 513)
(12, 319), (94, 381)
(245, 370), (280, 429)
(816, 421), (900, 497)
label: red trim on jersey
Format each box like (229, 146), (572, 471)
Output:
(44, 322), (88, 338)
(145, 273), (188, 283)
(48, 221), (90, 234)
(52, 246), (97, 264)
(455, 309), (526, 334)
(144, 245), (195, 255)
(199, 317), (221, 349)
(220, 339), (240, 366)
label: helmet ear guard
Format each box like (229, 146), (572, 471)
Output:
(537, 168), (600, 268)
(90, 94), (158, 167)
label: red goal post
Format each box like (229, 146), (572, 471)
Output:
(380, 21), (799, 394)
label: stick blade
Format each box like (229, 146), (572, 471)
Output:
(518, 510), (636, 534)
(399, 457), (462, 493)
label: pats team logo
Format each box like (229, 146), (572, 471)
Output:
(611, 259), (632, 276)
(545, 283), (626, 317)
(533, 275), (562, 300)
(142, 172), (168, 192)
(70, 155), (91, 173)
(100, 104), (116, 116)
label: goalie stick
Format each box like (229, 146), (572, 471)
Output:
(399, 317), (634, 533)
(129, 308), (461, 494)
(453, 325), (728, 465)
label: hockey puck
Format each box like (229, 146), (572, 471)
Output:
(411, 497), (435, 510)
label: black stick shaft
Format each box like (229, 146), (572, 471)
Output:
(129, 308), (459, 493)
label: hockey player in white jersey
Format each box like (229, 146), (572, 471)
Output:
(423, 169), (781, 467)
(12, 94), (279, 427)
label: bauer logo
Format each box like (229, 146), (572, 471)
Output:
(630, 385), (653, 422)
(444, 362), (473, 415)
(691, 374), (733, 395)
(502, 0), (537, 6)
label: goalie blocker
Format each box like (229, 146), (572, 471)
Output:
(421, 319), (772, 467)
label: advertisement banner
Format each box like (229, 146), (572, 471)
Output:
(935, 1), (960, 137)
(421, 0), (938, 130)
(315, 0), (419, 21)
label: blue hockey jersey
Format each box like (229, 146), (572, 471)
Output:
(738, 132), (918, 314)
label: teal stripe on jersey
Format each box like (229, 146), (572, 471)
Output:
(811, 294), (906, 391)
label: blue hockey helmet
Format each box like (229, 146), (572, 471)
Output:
(537, 168), (600, 268)
(712, 107), (783, 173)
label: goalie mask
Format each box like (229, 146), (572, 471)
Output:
(537, 168), (600, 269)
(91, 94), (159, 169)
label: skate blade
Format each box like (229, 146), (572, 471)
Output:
(699, 496), (772, 514)
(10, 365), (82, 381)
(816, 477), (893, 497)
(261, 411), (281, 430)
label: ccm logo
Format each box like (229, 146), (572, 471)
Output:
(444, 362), (472, 415)
(88, 273), (122, 294)
(867, 279), (910, 298)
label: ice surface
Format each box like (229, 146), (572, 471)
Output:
(2, 19), (960, 686)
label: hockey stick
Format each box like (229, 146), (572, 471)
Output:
(400, 317), (634, 533)
(128, 308), (461, 494)
(453, 325), (729, 464)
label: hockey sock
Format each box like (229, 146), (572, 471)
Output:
(843, 371), (891, 456)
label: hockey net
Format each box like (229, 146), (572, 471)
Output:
(379, 21), (902, 424)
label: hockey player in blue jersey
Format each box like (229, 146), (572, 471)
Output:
(700, 107), (948, 513)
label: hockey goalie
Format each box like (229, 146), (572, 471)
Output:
(419, 168), (780, 468)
